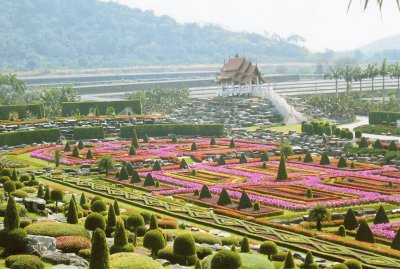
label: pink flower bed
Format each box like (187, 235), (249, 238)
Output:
(371, 222), (400, 240)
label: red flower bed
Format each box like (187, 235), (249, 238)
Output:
(56, 236), (91, 254)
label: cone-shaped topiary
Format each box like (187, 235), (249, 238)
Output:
(66, 198), (79, 224)
(343, 208), (358, 230)
(106, 203), (117, 237)
(64, 141), (71, 152)
(89, 228), (110, 269)
(303, 152), (313, 163)
(72, 146), (80, 158)
(4, 196), (20, 230)
(144, 173), (155, 186)
(374, 206), (389, 224)
(261, 152), (269, 162)
(180, 159), (189, 169)
(191, 169), (197, 176)
(217, 188), (232, 206)
(211, 249), (241, 269)
(110, 218), (134, 254)
(239, 154), (247, 164)
(262, 162), (268, 169)
(125, 163), (134, 176)
(11, 169), (18, 181)
(238, 191), (252, 210)
(149, 214), (158, 230)
(259, 241), (278, 260)
(143, 133), (149, 143)
(373, 139), (383, 149)
(388, 180), (394, 188)
(350, 162), (355, 169)
(130, 170), (141, 183)
(143, 229), (166, 259)
(355, 130), (362, 138)
(78, 140), (84, 150)
(171, 134), (178, 144)
(194, 259), (202, 269)
(319, 152), (330, 165)
(300, 251), (318, 269)
(240, 236), (249, 253)
(118, 166), (129, 180)
(132, 130), (139, 148)
(355, 220), (375, 243)
(44, 186), (51, 201)
(217, 155), (226, 166)
(194, 189), (200, 196)
(191, 142), (199, 151)
(276, 154), (288, 180)
(337, 157), (348, 168)
(113, 200), (120, 216)
(128, 145), (136, 156)
(199, 185), (212, 199)
(282, 251), (296, 269)
(152, 161), (162, 171)
(86, 149), (94, 159)
(229, 138), (236, 148)
(37, 184), (44, 198)
(391, 228), (400, 250)
(210, 137), (217, 146)
(306, 188), (313, 198)
(358, 137), (369, 148)
(80, 192), (87, 205)
(338, 225), (346, 237)
(389, 140), (398, 151)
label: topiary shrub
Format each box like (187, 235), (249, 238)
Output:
(210, 250), (241, 269)
(158, 219), (177, 229)
(85, 212), (106, 232)
(19, 174), (31, 183)
(66, 199), (79, 224)
(4, 180), (16, 194)
(306, 188), (313, 198)
(239, 154), (247, 164)
(276, 154), (288, 180)
(391, 228), (400, 250)
(192, 232), (222, 245)
(238, 191), (252, 210)
(136, 226), (147, 237)
(119, 166), (129, 180)
(173, 233), (196, 265)
(196, 246), (212, 259)
(331, 264), (349, 269)
(143, 173), (155, 187)
(303, 152), (313, 163)
(72, 146), (80, 158)
(217, 155), (226, 166)
(343, 259), (362, 269)
(56, 236), (91, 254)
(106, 204), (117, 236)
(126, 213), (145, 231)
(152, 161), (162, 171)
(191, 142), (199, 151)
(90, 228), (109, 269)
(261, 152), (269, 162)
(373, 205), (389, 224)
(143, 229), (166, 258)
(319, 152), (330, 165)
(389, 140), (398, 151)
(130, 170), (141, 183)
(78, 248), (91, 260)
(337, 157), (348, 168)
(199, 185), (212, 199)
(110, 218), (134, 254)
(4, 195), (20, 230)
(91, 200), (107, 213)
(299, 251), (318, 269)
(358, 137), (368, 148)
(253, 201), (261, 211)
(354, 130), (362, 138)
(373, 139), (383, 149)
(217, 188), (232, 206)
(240, 236), (250, 253)
(259, 241), (278, 260)
(343, 209), (358, 230)
(86, 149), (94, 159)
(280, 251), (297, 269)
(26, 222), (90, 238)
(3, 228), (27, 255)
(221, 237), (239, 247)
(338, 225), (346, 237)
(229, 138), (236, 149)
(110, 253), (164, 269)
(355, 220), (375, 243)
(5, 255), (44, 269)
(158, 246), (197, 266)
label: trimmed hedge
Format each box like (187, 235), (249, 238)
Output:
(5, 255), (44, 269)
(74, 127), (105, 140)
(157, 246), (197, 266)
(369, 111), (400, 125)
(192, 232), (222, 245)
(0, 104), (44, 120)
(56, 236), (91, 254)
(62, 100), (142, 116)
(110, 253), (163, 269)
(0, 128), (61, 146)
(25, 221), (90, 238)
(120, 124), (224, 138)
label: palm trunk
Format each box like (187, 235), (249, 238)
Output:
(372, 78), (375, 101)
(335, 78), (338, 98)
(382, 75), (385, 104)
(359, 80), (362, 100)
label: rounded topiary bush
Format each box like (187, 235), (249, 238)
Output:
(78, 248), (91, 260)
(210, 250), (241, 269)
(85, 212), (106, 231)
(56, 236), (91, 254)
(173, 233), (196, 258)
(157, 246), (197, 266)
(110, 253), (163, 269)
(140, 211), (152, 224)
(196, 246), (213, 259)
(90, 195), (103, 206)
(192, 232), (222, 245)
(126, 213), (145, 231)
(259, 241), (278, 259)
(26, 222), (90, 238)
(343, 259), (362, 269)
(5, 255), (44, 269)
(4, 228), (28, 255)
(91, 200), (107, 213)
(10, 190), (29, 199)
(221, 237), (239, 246)
(136, 226), (147, 237)
(143, 229), (166, 258)
(331, 264), (349, 269)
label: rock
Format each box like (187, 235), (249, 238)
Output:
(42, 251), (89, 268)
(51, 265), (85, 269)
(171, 264), (190, 269)
(209, 229), (220, 235)
(157, 259), (171, 266)
(27, 235), (57, 252)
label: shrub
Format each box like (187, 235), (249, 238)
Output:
(143, 229), (166, 258)
(50, 189), (64, 213)
(217, 155), (226, 166)
(210, 137), (217, 146)
(259, 241), (278, 260)
(355, 130), (362, 138)
(271, 252), (288, 262)
(337, 157), (348, 168)
(126, 213), (145, 230)
(319, 152), (330, 165)
(14, 181), (24, 190)
(78, 248), (91, 260)
(239, 154), (247, 164)
(0, 202), (27, 218)
(229, 138), (236, 148)
(355, 220), (374, 243)
(217, 188), (232, 206)
(4, 180), (16, 194)
(281, 251), (297, 269)
(173, 233), (196, 264)
(4, 195), (20, 230)
(130, 170), (141, 183)
(4, 228), (27, 255)
(119, 166), (129, 180)
(106, 204), (117, 235)
(303, 152), (313, 163)
(158, 219), (177, 229)
(64, 141), (71, 152)
(19, 219), (32, 229)
(67, 199), (79, 224)
(5, 255), (44, 269)
(110, 218), (134, 254)
(276, 154), (288, 180)
(113, 199), (120, 216)
(191, 142), (199, 151)
(199, 185), (212, 199)
(128, 145), (136, 156)
(86, 149), (94, 159)
(196, 246), (212, 259)
(373, 205), (389, 224)
(358, 137), (369, 148)
(253, 202), (261, 211)
(238, 191), (252, 210)
(136, 226), (147, 237)
(306, 188), (313, 198)
(19, 174), (30, 183)
(192, 232), (222, 245)
(90, 228), (110, 269)
(261, 153), (269, 162)
(391, 228), (400, 250)
(240, 236), (249, 253)
(72, 146), (80, 158)
(0, 175), (11, 184)
(210, 250), (241, 269)
(338, 225), (346, 237)
(26, 221), (90, 238)
(143, 173), (155, 186)
(85, 212), (106, 232)
(343, 259), (362, 269)
(91, 200), (107, 213)
(221, 237), (239, 246)
(195, 260), (202, 269)
(331, 264), (349, 269)
(56, 236), (91, 254)
(180, 159), (189, 169)
(299, 252), (318, 269)
(0, 128), (60, 147)
(343, 209), (358, 230)
(19, 186), (36, 194)
(109, 253), (164, 269)
(90, 195), (103, 205)
(158, 246), (197, 266)
(389, 140), (398, 151)
(373, 139), (383, 149)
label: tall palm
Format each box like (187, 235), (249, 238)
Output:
(365, 63), (380, 101)
(352, 66), (365, 99)
(380, 58), (389, 104)
(309, 205), (330, 232)
(348, 0), (400, 11)
(390, 62), (400, 103)
(328, 66), (343, 98)
(342, 66), (354, 94)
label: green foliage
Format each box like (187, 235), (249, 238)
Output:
(350, 162), (356, 169)
(85, 213), (106, 231)
(3, 229), (27, 255)
(217, 155), (226, 166)
(37, 184), (44, 198)
(373, 206), (389, 224)
(306, 188), (313, 198)
(217, 188), (232, 206)
(210, 137), (217, 146)
(355, 130), (362, 138)
(107, 203), (117, 231)
(259, 241), (278, 260)
(391, 228), (400, 250)
(128, 146), (136, 156)
(91, 200), (107, 213)
(210, 250), (242, 269)
(62, 100), (142, 116)
(303, 152), (313, 163)
(126, 213), (145, 230)
(4, 180), (16, 194)
(373, 139), (383, 149)
(355, 220), (375, 243)
(143, 229), (166, 258)
(308, 206), (330, 232)
(56, 236), (91, 254)
(369, 111), (400, 125)
(238, 191), (252, 210)
(86, 149), (94, 159)
(261, 153), (269, 162)
(64, 141), (71, 152)
(0, 104), (44, 120)
(195, 259), (203, 269)
(144, 173), (155, 186)
(337, 157), (348, 168)
(253, 201), (261, 211)
(191, 142), (199, 151)
(130, 170), (141, 183)
(319, 152), (331, 165)
(199, 185), (212, 199)
(191, 169), (197, 176)
(110, 218), (133, 254)
(98, 155), (115, 176)
(358, 137), (369, 148)
(121, 124), (224, 138)
(113, 200), (120, 216)
(78, 139), (84, 150)
(343, 259), (362, 269)
(300, 252), (318, 269)
(19, 174), (30, 182)
(180, 159), (189, 169)
(192, 232), (222, 245)
(152, 161), (162, 171)
(173, 233), (196, 257)
(27, 221), (90, 238)
(67, 198), (79, 224)
(338, 225), (347, 237)
(389, 140), (398, 151)
(239, 154), (247, 164)
(149, 214), (158, 230)
(90, 228), (110, 269)
(119, 166), (129, 180)
(11, 190), (28, 198)
(5, 255), (44, 269)
(240, 236), (250, 253)
(4, 196), (20, 229)
(157, 246), (197, 266)
(276, 154), (288, 180)
(281, 251), (296, 269)
(344, 209), (359, 230)
(331, 264), (349, 269)
(0, 128), (61, 147)
(131, 129), (139, 148)
(229, 138), (236, 149)
(43, 186), (51, 201)
(72, 146), (80, 158)
(109, 253), (164, 269)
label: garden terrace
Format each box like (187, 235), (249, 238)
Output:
(163, 169), (247, 185)
(379, 171), (400, 178)
(285, 156), (381, 171)
(323, 176), (400, 195)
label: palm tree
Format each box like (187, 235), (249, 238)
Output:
(365, 63), (380, 101)
(352, 66), (366, 99)
(342, 66), (354, 94)
(348, 0), (400, 11)
(380, 58), (389, 104)
(328, 66), (343, 98)
(309, 205), (330, 231)
(390, 62), (400, 103)
(98, 155), (115, 176)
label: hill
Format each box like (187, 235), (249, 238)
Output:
(0, 0), (311, 71)
(355, 34), (400, 61)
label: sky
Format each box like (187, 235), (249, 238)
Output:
(110, 0), (400, 52)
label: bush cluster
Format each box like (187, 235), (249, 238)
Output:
(56, 236), (92, 254)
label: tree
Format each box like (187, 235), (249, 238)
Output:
(118, 166), (129, 180)
(128, 145), (136, 155)
(217, 188), (232, 206)
(89, 228), (110, 269)
(64, 141), (71, 152)
(54, 150), (61, 167)
(80, 192), (87, 205)
(152, 161), (162, 171)
(210, 137), (217, 146)
(195, 260), (202, 269)
(211, 250), (241, 269)
(309, 206), (330, 231)
(355, 220), (375, 243)
(328, 66), (343, 98)
(261, 152), (269, 162)
(359, 137), (369, 148)
(37, 184), (44, 198)
(259, 241), (278, 260)
(180, 159), (189, 169)
(171, 134), (178, 144)
(106, 203), (117, 236)
(143, 229), (166, 259)
(390, 62), (400, 102)
(338, 225), (347, 237)
(282, 251), (296, 269)
(72, 146), (80, 158)
(319, 152), (330, 165)
(86, 149), (94, 159)
(78, 139), (84, 150)
(173, 234), (196, 266)
(304, 152), (313, 163)
(276, 154), (288, 180)
(44, 186), (51, 201)
(4, 196), (20, 230)
(85, 213), (106, 232)
(143, 133), (149, 143)
(4, 180), (16, 194)
(131, 130), (139, 148)
(191, 142), (198, 151)
(391, 228), (400, 250)
(11, 169), (18, 181)
(337, 157), (348, 168)
(343, 208), (359, 230)
(51, 189), (64, 213)
(217, 155), (226, 166)
(389, 140), (398, 151)
(365, 63), (379, 101)
(352, 65), (365, 99)
(199, 185), (212, 199)
(306, 188), (313, 198)
(113, 200), (120, 216)
(342, 66), (354, 94)
(343, 259), (362, 269)
(374, 205), (389, 224)
(239, 154), (247, 163)
(110, 218), (134, 254)
(240, 236), (250, 253)
(229, 138), (236, 148)
(300, 251), (319, 269)
(373, 139), (383, 149)
(98, 155), (115, 176)
(380, 58), (389, 103)
(66, 198), (79, 224)
(130, 170), (141, 183)
(144, 173), (156, 186)
(238, 191), (252, 210)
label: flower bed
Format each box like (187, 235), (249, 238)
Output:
(371, 222), (400, 240)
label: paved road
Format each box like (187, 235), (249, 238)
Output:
(339, 116), (400, 142)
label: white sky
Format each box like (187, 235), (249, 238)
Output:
(109, 0), (400, 52)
